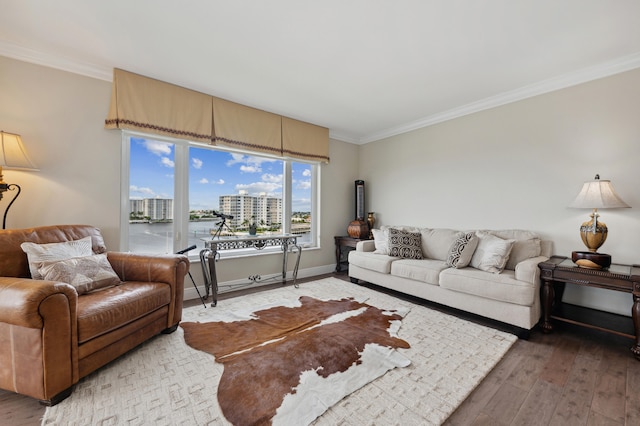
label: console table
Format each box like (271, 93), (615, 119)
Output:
(539, 256), (640, 359)
(199, 235), (301, 307)
(334, 236), (368, 272)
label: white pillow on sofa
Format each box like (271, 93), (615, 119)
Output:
(371, 228), (390, 255)
(470, 232), (515, 274)
(21, 236), (93, 280)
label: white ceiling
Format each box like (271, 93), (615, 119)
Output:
(1, 1), (640, 144)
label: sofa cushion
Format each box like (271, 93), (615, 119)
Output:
(38, 254), (121, 295)
(439, 267), (536, 306)
(371, 228), (390, 255)
(348, 251), (396, 274)
(390, 259), (447, 285)
(470, 232), (515, 274)
(420, 228), (462, 261)
(76, 282), (171, 344)
(388, 228), (423, 259)
(21, 236), (93, 280)
(445, 232), (479, 268)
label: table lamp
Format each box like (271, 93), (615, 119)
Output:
(0, 131), (39, 229)
(568, 174), (630, 269)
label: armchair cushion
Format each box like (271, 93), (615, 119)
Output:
(38, 254), (121, 295)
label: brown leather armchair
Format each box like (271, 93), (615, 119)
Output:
(0, 225), (189, 405)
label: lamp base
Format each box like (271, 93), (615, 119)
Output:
(571, 251), (611, 269)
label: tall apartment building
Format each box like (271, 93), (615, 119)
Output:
(129, 198), (173, 221)
(219, 191), (282, 228)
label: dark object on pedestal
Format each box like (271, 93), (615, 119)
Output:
(347, 220), (369, 239)
(571, 251), (611, 269)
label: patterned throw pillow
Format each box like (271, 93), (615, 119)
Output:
(21, 236), (93, 280)
(388, 228), (423, 259)
(38, 254), (121, 295)
(445, 232), (479, 268)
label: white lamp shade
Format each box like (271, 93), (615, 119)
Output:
(0, 131), (39, 171)
(569, 176), (629, 209)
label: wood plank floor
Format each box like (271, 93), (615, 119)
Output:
(2, 273), (639, 425)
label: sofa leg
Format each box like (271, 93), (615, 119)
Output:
(39, 387), (73, 406)
(162, 323), (179, 334)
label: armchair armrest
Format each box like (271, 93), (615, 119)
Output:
(0, 277), (77, 328)
(106, 252), (189, 326)
(0, 277), (79, 401)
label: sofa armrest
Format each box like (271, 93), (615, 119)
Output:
(106, 252), (189, 327)
(356, 240), (376, 252)
(514, 255), (550, 284)
(0, 277), (79, 400)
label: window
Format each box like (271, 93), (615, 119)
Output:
(121, 132), (319, 256)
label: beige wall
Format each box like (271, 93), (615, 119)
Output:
(4, 54), (639, 314)
(0, 56), (359, 293)
(359, 68), (640, 315)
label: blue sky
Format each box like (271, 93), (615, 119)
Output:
(129, 138), (312, 212)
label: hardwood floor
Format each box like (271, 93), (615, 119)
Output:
(3, 273), (639, 425)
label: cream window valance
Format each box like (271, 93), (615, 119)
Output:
(105, 69), (329, 163)
(105, 69), (213, 142)
(212, 97), (282, 157)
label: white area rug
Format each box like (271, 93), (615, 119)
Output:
(42, 277), (517, 425)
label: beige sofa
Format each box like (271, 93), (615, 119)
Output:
(348, 227), (551, 334)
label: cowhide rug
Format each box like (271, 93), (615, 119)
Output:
(181, 296), (411, 426)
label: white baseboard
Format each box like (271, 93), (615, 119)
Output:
(183, 264), (336, 301)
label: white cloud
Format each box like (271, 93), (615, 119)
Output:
(302, 169), (311, 177)
(192, 158), (203, 169)
(143, 140), (172, 156)
(262, 173), (283, 183)
(130, 185), (156, 196)
(226, 153), (278, 173)
(199, 178), (209, 184)
(235, 181), (282, 196)
(216, 179), (225, 185)
(161, 157), (175, 168)
(296, 180), (311, 190)
(240, 164), (261, 173)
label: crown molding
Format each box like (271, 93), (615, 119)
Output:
(0, 40), (113, 82)
(359, 52), (640, 144)
(2, 40), (639, 146)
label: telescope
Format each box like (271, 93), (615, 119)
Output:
(213, 211), (234, 220)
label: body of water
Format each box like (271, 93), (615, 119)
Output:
(129, 221), (311, 255)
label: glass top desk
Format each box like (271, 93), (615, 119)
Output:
(199, 235), (302, 307)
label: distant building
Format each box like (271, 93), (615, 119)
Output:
(219, 191), (282, 228)
(130, 198), (173, 221)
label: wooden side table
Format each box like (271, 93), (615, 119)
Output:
(334, 236), (368, 272)
(539, 256), (640, 359)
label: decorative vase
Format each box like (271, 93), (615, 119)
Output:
(348, 220), (368, 239)
(366, 212), (375, 239)
(249, 224), (257, 236)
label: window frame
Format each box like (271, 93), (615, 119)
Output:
(120, 131), (320, 258)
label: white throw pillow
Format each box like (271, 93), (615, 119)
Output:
(21, 236), (93, 280)
(371, 228), (389, 254)
(470, 232), (515, 274)
(38, 254), (121, 295)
